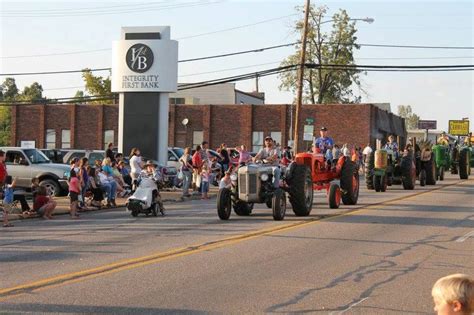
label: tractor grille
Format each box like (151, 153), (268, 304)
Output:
(239, 173), (258, 195)
(239, 173), (247, 194)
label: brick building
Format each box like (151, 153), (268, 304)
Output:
(10, 103), (406, 153)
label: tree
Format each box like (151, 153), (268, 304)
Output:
(74, 90), (87, 104)
(82, 69), (114, 104)
(279, 5), (364, 104)
(0, 106), (11, 146)
(19, 82), (44, 102)
(1, 78), (19, 101)
(397, 105), (420, 130)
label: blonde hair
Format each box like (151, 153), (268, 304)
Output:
(432, 274), (474, 313)
(102, 157), (111, 166)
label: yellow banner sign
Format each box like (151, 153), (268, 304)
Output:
(448, 120), (470, 136)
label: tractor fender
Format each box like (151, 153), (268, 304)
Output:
(335, 156), (346, 176)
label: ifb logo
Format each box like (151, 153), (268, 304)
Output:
(126, 44), (154, 73)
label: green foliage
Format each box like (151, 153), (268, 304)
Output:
(397, 105), (420, 130)
(82, 69), (114, 104)
(0, 106), (11, 146)
(279, 5), (364, 104)
(18, 82), (44, 102)
(1, 78), (19, 101)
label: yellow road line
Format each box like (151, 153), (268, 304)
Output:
(0, 180), (467, 300)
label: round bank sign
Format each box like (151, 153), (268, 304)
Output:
(126, 44), (154, 73)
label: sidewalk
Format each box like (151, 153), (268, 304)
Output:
(5, 188), (218, 222)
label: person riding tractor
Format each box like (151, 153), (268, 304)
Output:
(437, 132), (450, 146)
(314, 126), (334, 166)
(253, 136), (281, 189)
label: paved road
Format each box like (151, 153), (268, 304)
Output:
(1, 174), (473, 314)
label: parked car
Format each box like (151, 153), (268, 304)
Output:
(0, 147), (70, 196)
(62, 150), (106, 166)
(168, 147), (184, 168)
(40, 149), (70, 164)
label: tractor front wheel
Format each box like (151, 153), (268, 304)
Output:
(217, 188), (232, 220)
(340, 160), (359, 205)
(272, 189), (286, 221)
(328, 183), (341, 209)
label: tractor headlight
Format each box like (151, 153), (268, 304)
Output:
(230, 174), (238, 181)
(260, 173), (269, 181)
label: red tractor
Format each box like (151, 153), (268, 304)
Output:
(285, 150), (360, 213)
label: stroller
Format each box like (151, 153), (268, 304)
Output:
(126, 175), (165, 217)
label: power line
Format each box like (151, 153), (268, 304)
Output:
(176, 14), (298, 40)
(1, 1), (167, 13)
(1, 1), (220, 18)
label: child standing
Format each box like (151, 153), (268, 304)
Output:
(200, 163), (210, 200)
(2, 176), (15, 227)
(69, 169), (80, 219)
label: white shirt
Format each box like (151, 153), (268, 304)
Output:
(362, 146), (373, 155)
(130, 155), (142, 175)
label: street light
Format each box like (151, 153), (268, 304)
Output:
(292, 15), (375, 153)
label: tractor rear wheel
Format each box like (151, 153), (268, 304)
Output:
(419, 169), (426, 186)
(288, 165), (313, 216)
(341, 160), (359, 205)
(217, 188), (232, 220)
(426, 156), (436, 185)
(365, 151), (374, 189)
(459, 149), (469, 180)
(328, 183), (341, 209)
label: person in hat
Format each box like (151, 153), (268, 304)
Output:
(139, 160), (165, 214)
(254, 136), (281, 188)
(314, 127), (334, 155)
(140, 160), (161, 182)
(437, 132), (450, 146)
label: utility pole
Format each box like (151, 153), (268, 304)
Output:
(255, 73), (259, 93)
(293, 0), (310, 154)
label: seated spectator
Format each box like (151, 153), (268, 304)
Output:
(97, 169), (117, 207)
(33, 186), (56, 220)
(94, 159), (102, 170)
(219, 171), (232, 189)
(117, 160), (132, 186)
(31, 177), (40, 200)
(102, 158), (125, 196)
(87, 167), (104, 208)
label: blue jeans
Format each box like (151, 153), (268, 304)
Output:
(201, 181), (209, 193)
(101, 181), (117, 202)
(182, 170), (192, 195)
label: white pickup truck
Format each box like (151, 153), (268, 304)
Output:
(0, 147), (70, 196)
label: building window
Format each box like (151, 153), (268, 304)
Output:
(252, 131), (264, 153)
(61, 129), (71, 149)
(104, 130), (114, 149)
(271, 131), (282, 147)
(193, 131), (203, 149)
(170, 97), (186, 105)
(46, 129), (56, 149)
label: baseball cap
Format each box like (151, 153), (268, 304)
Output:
(265, 136), (273, 141)
(320, 126), (328, 131)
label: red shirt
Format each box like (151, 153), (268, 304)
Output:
(34, 195), (49, 211)
(192, 152), (202, 169)
(69, 177), (80, 193)
(0, 162), (7, 184)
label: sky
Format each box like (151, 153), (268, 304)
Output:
(0, 0), (473, 132)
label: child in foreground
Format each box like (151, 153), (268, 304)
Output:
(432, 274), (474, 315)
(2, 176), (15, 227)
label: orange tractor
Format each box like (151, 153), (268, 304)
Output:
(285, 149), (360, 214)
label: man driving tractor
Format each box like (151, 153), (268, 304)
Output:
(437, 132), (450, 146)
(254, 136), (281, 188)
(384, 135), (399, 158)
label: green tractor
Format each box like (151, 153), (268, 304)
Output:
(432, 144), (450, 181)
(365, 147), (417, 192)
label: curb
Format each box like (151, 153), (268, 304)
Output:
(5, 193), (217, 222)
